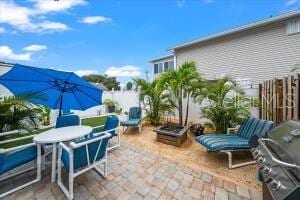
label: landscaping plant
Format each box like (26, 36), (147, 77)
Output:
(159, 61), (203, 126)
(103, 98), (118, 113)
(0, 95), (41, 131)
(199, 76), (251, 133)
(134, 78), (175, 126)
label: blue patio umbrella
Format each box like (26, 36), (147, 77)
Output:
(0, 64), (103, 116)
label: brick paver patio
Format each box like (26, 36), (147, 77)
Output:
(1, 143), (262, 200)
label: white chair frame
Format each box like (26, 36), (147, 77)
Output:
(81, 113), (121, 151)
(219, 127), (255, 169)
(0, 130), (42, 198)
(57, 132), (111, 200)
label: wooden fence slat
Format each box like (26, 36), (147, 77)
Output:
(287, 75), (293, 120)
(282, 77), (287, 121)
(294, 74), (300, 120)
(272, 79), (276, 124)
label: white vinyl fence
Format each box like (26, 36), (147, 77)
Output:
(49, 90), (140, 125)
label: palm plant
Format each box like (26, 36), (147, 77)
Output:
(159, 61), (202, 126)
(36, 105), (51, 126)
(199, 77), (251, 133)
(134, 78), (175, 126)
(0, 94), (42, 131)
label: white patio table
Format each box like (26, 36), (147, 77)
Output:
(33, 125), (93, 182)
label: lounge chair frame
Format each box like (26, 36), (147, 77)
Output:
(223, 127), (256, 169)
(0, 130), (42, 198)
(221, 149), (256, 169)
(57, 132), (111, 200)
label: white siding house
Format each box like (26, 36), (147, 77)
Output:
(149, 54), (175, 80)
(150, 10), (300, 84)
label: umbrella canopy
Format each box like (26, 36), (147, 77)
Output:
(0, 64), (103, 115)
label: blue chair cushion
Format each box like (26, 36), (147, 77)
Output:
(91, 116), (119, 138)
(0, 154), (3, 169)
(103, 116), (119, 138)
(61, 133), (109, 172)
(56, 115), (80, 128)
(0, 146), (38, 175)
(128, 107), (141, 120)
(121, 119), (141, 126)
(237, 117), (274, 139)
(195, 134), (250, 151)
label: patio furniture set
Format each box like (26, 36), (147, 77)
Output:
(0, 114), (121, 200)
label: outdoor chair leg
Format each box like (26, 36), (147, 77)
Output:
(222, 151), (256, 169)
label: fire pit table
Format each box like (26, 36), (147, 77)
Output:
(154, 123), (188, 147)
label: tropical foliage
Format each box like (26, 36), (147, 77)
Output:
(158, 61), (203, 126)
(200, 77), (251, 133)
(36, 105), (51, 126)
(0, 95), (41, 131)
(83, 74), (120, 90)
(103, 98), (118, 106)
(134, 78), (175, 126)
(126, 82), (133, 90)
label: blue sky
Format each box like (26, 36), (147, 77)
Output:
(0, 0), (299, 86)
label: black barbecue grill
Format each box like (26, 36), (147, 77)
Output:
(251, 120), (300, 200)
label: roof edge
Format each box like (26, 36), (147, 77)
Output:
(149, 54), (174, 63)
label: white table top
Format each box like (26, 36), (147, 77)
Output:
(33, 125), (93, 144)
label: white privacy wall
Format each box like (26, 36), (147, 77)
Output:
(49, 90), (141, 125)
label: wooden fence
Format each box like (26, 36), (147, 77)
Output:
(259, 74), (300, 125)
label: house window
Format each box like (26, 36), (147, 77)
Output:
(163, 61), (174, 71)
(287, 18), (300, 35)
(158, 63), (163, 73)
(154, 64), (158, 74)
(154, 60), (174, 74)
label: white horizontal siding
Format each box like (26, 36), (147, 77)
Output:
(175, 21), (300, 83)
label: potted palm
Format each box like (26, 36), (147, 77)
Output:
(103, 99), (118, 113)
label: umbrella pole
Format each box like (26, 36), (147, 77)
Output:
(59, 95), (63, 116)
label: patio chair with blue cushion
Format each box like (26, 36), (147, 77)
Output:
(92, 115), (120, 151)
(0, 130), (42, 198)
(56, 114), (80, 128)
(57, 131), (111, 200)
(121, 107), (142, 133)
(195, 117), (274, 169)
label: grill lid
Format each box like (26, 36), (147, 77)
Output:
(266, 120), (300, 179)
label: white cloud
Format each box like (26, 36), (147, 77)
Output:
(33, 0), (86, 13)
(105, 65), (141, 77)
(0, 0), (84, 33)
(0, 46), (32, 61)
(38, 21), (69, 32)
(80, 16), (112, 24)
(23, 45), (47, 52)
(73, 70), (100, 77)
(0, 27), (5, 33)
(285, 0), (299, 7)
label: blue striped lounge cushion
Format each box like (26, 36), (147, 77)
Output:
(120, 119), (141, 126)
(195, 134), (250, 151)
(237, 118), (274, 139)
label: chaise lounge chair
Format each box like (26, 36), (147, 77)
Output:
(195, 117), (274, 169)
(121, 107), (142, 133)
